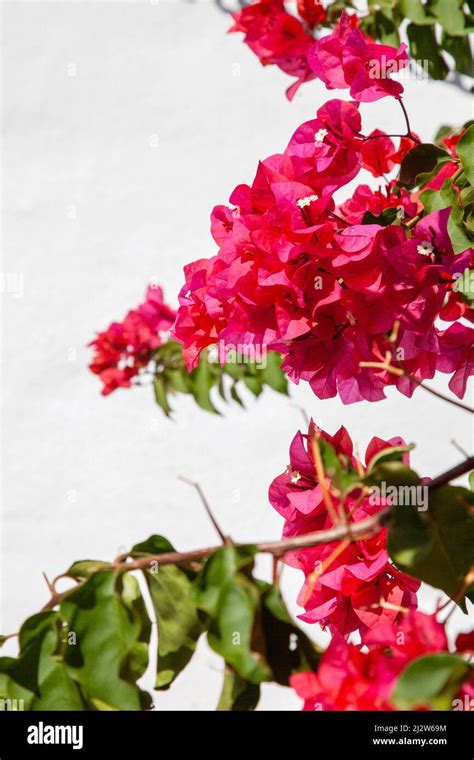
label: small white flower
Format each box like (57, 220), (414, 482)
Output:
(290, 470), (302, 485)
(314, 128), (328, 144)
(297, 194), (319, 209)
(417, 240), (434, 257)
(396, 205), (405, 220)
(118, 356), (135, 370)
(346, 311), (357, 326)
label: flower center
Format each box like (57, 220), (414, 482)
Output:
(297, 194), (319, 209)
(416, 240), (434, 256)
(314, 128), (328, 144)
(286, 465), (302, 484)
(346, 311), (357, 326)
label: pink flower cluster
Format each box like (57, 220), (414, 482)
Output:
(231, 6), (408, 101)
(89, 285), (175, 396)
(173, 98), (473, 404)
(291, 611), (474, 710)
(269, 420), (420, 637)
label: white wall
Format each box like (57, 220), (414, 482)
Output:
(1, 0), (472, 710)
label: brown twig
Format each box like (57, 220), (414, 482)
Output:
(178, 475), (227, 544)
(359, 358), (474, 414)
(39, 457), (474, 612)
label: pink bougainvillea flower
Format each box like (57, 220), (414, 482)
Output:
(89, 285), (175, 396)
(296, 0), (326, 30)
(291, 611), (474, 711)
(436, 322), (474, 399)
(338, 182), (420, 225)
(268, 420), (419, 637)
(173, 96), (473, 405)
(308, 11), (409, 102)
(360, 130), (396, 176)
(229, 0), (316, 100)
(285, 99), (363, 192)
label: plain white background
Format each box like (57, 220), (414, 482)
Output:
(1, 0), (473, 709)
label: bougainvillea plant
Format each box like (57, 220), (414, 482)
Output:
(1, 3), (473, 713)
(229, 1), (473, 100)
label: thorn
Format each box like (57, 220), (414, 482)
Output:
(451, 439), (470, 459)
(42, 571), (54, 594)
(290, 403), (310, 427)
(178, 476), (227, 544)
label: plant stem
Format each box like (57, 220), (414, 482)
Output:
(397, 97), (420, 142)
(40, 457), (474, 611)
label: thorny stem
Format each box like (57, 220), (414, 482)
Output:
(39, 457), (474, 613)
(178, 476), (228, 544)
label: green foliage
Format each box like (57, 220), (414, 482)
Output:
(353, 0), (473, 81)
(420, 177), (473, 253)
(152, 340), (288, 416)
(192, 544), (320, 703)
(131, 536), (203, 690)
(388, 485), (474, 609)
(399, 143), (450, 188)
(61, 572), (152, 710)
(457, 125), (474, 185)
(392, 653), (472, 710)
(0, 613), (84, 710)
(0, 539), (320, 711)
(216, 669), (260, 711)
(399, 122), (474, 253)
(318, 437), (362, 496)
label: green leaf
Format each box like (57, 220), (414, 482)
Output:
(64, 560), (109, 581)
(60, 571), (152, 710)
(0, 612), (84, 710)
(153, 376), (172, 417)
(318, 438), (361, 495)
(217, 669), (260, 711)
(420, 178), (473, 253)
(364, 460), (421, 488)
(391, 653), (471, 710)
(260, 352), (289, 394)
(243, 376), (263, 397)
(434, 124), (454, 143)
(207, 582), (270, 684)
(429, 0), (466, 36)
(260, 583), (320, 685)
(189, 353), (220, 413)
(165, 368), (191, 395)
(192, 545), (256, 618)
(454, 269), (474, 305)
(407, 24), (449, 80)
(366, 444), (414, 472)
(192, 546), (270, 684)
(362, 206), (402, 226)
(469, 471), (474, 492)
(457, 125), (474, 185)
(119, 573), (152, 684)
(399, 0), (436, 25)
(388, 485), (474, 608)
(399, 142), (450, 188)
(442, 33), (474, 76)
(131, 535), (203, 690)
(374, 9), (401, 46)
(230, 382), (244, 407)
